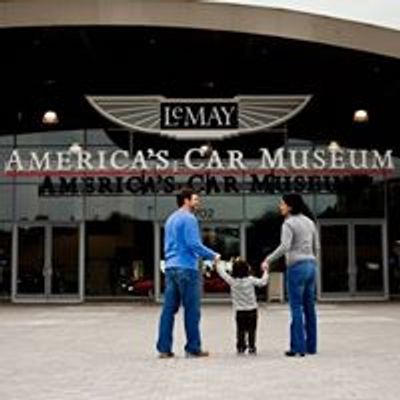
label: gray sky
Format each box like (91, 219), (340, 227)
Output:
(204, 1), (400, 30)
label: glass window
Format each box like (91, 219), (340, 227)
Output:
(86, 129), (117, 146)
(15, 184), (83, 221)
(155, 195), (244, 221)
(197, 196), (244, 221)
(0, 185), (13, 221)
(315, 177), (384, 218)
(0, 148), (14, 184)
(85, 196), (155, 221)
(0, 134), (14, 146)
(245, 195), (280, 221)
(155, 196), (177, 221)
(17, 130), (84, 146)
(245, 190), (314, 220)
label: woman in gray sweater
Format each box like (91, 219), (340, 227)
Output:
(262, 194), (319, 357)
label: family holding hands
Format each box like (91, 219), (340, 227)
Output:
(156, 189), (319, 358)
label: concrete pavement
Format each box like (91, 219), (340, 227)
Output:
(0, 302), (399, 400)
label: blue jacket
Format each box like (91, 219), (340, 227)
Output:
(164, 209), (217, 270)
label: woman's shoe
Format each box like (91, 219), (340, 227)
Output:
(185, 350), (210, 358)
(285, 351), (305, 357)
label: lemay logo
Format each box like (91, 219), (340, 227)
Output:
(86, 95), (312, 139)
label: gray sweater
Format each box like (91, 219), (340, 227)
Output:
(216, 264), (269, 311)
(266, 214), (320, 267)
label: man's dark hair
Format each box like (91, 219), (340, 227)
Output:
(231, 257), (251, 279)
(176, 187), (196, 207)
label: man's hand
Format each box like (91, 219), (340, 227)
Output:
(261, 259), (269, 272)
(214, 253), (221, 264)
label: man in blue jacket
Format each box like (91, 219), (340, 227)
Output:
(156, 188), (220, 358)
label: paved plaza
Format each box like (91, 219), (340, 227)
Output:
(0, 302), (399, 400)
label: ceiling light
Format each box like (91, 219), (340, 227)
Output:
(42, 110), (59, 125)
(353, 109), (369, 123)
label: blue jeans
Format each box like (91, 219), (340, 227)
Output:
(287, 260), (317, 354)
(156, 268), (202, 354)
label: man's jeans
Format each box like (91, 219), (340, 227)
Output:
(287, 260), (317, 354)
(156, 268), (201, 354)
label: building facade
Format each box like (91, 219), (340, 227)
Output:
(1, 0), (400, 303)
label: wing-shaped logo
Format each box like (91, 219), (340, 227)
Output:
(86, 95), (311, 139)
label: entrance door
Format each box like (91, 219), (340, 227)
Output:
(12, 223), (84, 302)
(318, 220), (388, 299)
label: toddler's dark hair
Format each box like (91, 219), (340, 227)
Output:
(231, 257), (251, 278)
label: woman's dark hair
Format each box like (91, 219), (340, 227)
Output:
(282, 193), (315, 221)
(176, 187), (196, 207)
(231, 257), (251, 278)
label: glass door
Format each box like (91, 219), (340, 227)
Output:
(13, 223), (83, 302)
(318, 220), (388, 300)
(0, 224), (12, 297)
(51, 226), (80, 296)
(354, 223), (386, 296)
(16, 226), (46, 296)
(319, 223), (350, 295)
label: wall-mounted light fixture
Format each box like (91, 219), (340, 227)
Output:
(328, 141), (341, 152)
(68, 143), (82, 154)
(200, 143), (213, 156)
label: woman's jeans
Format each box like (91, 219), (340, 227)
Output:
(287, 260), (317, 354)
(156, 268), (201, 354)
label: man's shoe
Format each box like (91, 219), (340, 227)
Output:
(185, 350), (209, 358)
(285, 351), (305, 357)
(237, 348), (246, 355)
(158, 352), (174, 359)
(248, 347), (257, 355)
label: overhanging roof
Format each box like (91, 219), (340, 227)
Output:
(1, 0), (400, 58)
